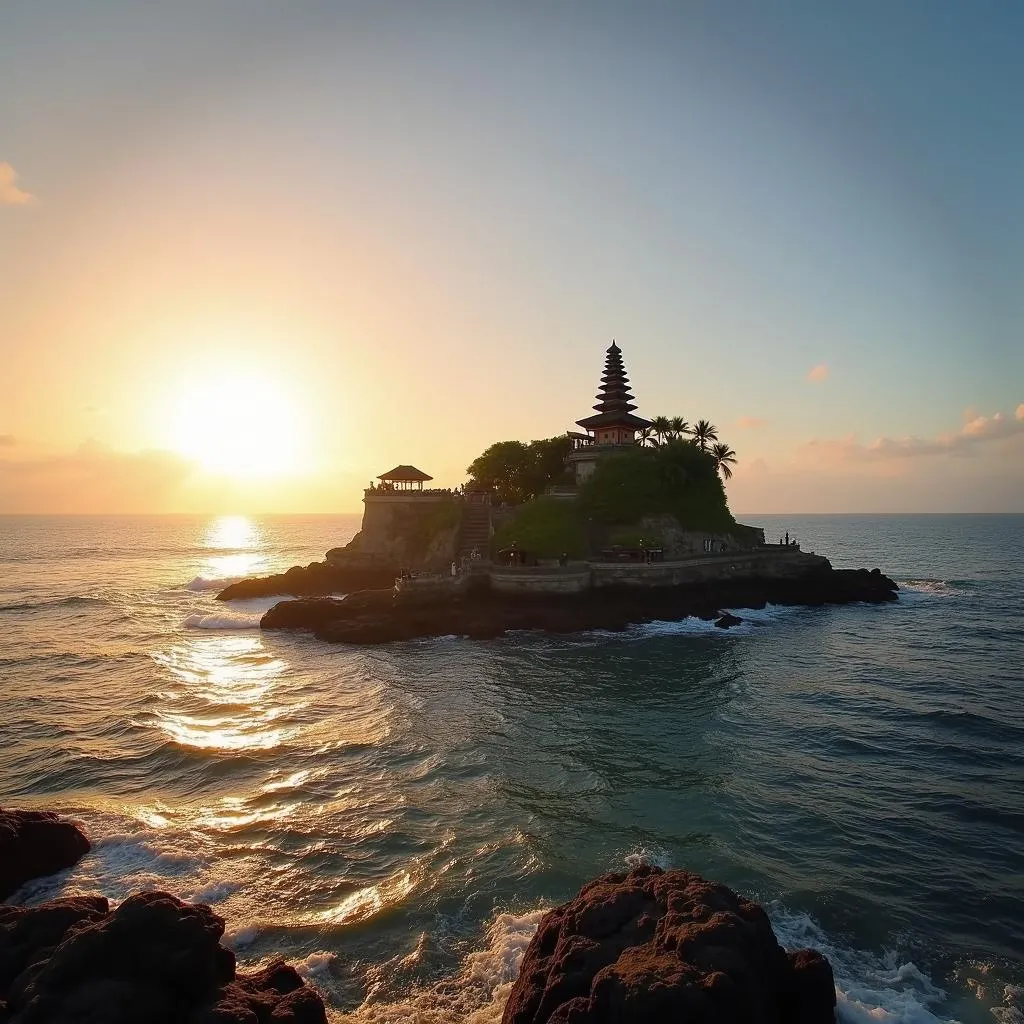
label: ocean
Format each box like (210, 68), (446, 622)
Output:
(0, 513), (1021, 1023)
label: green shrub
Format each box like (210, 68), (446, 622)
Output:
(490, 496), (587, 559)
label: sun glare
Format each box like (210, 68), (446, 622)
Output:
(170, 371), (308, 478)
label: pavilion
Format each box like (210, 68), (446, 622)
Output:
(375, 465), (433, 492)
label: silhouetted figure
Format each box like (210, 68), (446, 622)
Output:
(785, 531), (790, 546)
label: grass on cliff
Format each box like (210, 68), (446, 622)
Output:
(490, 496), (587, 559)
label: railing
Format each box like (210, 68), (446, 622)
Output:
(364, 487), (461, 498)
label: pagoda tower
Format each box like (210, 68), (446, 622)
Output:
(566, 341), (652, 484)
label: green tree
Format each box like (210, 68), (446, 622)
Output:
(577, 442), (733, 532)
(669, 416), (689, 440)
(636, 426), (657, 447)
(711, 442), (737, 480)
(466, 435), (572, 504)
(690, 419), (719, 452)
(651, 415), (672, 445)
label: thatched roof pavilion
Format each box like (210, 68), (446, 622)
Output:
(377, 465), (433, 491)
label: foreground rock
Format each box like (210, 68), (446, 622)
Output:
(0, 809), (90, 902)
(0, 891), (327, 1023)
(216, 560), (398, 601)
(261, 567), (898, 644)
(503, 865), (835, 1024)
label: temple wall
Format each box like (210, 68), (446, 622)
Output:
(590, 550), (829, 588)
(489, 568), (592, 595)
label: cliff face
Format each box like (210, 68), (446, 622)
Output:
(332, 498), (463, 571)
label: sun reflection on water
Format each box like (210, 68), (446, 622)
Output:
(201, 515), (269, 579)
(153, 635), (296, 752)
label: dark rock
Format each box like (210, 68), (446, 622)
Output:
(502, 865), (836, 1024)
(217, 561), (397, 601)
(258, 567), (898, 645)
(714, 612), (743, 629)
(0, 891), (327, 1024)
(0, 809), (91, 902)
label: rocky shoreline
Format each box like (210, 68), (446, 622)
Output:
(2, 809), (838, 1023)
(254, 566), (898, 644)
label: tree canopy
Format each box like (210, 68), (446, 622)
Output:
(466, 435), (572, 504)
(577, 440), (734, 532)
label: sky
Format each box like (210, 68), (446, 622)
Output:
(1, 0), (1022, 514)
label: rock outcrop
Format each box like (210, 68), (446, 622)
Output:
(0, 891), (327, 1023)
(0, 809), (90, 902)
(216, 560), (398, 601)
(260, 568), (898, 644)
(502, 865), (835, 1024)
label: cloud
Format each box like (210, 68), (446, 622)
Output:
(802, 404), (1024, 465)
(806, 363), (829, 383)
(0, 435), (16, 447)
(736, 416), (766, 430)
(0, 441), (194, 512)
(0, 163), (36, 205)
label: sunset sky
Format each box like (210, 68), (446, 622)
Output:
(2, 0), (1022, 514)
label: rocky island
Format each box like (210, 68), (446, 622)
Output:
(219, 341), (899, 641)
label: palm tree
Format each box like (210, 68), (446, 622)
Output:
(691, 419), (719, 452)
(651, 415), (672, 446)
(669, 416), (689, 441)
(711, 442), (737, 480)
(636, 426), (657, 447)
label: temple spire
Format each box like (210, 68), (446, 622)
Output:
(574, 341), (652, 441)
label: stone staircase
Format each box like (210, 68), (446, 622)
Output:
(458, 496), (492, 560)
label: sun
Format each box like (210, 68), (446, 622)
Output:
(169, 370), (309, 478)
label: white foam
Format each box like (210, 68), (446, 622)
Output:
(188, 879), (242, 904)
(291, 951), (337, 979)
(769, 906), (958, 1024)
(223, 924), (261, 949)
(184, 611), (263, 630)
(183, 575), (241, 592)
(623, 845), (674, 870)
(337, 907), (546, 1023)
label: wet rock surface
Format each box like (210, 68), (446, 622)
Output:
(0, 810), (90, 903)
(0, 891), (327, 1023)
(502, 865), (836, 1024)
(261, 568), (898, 644)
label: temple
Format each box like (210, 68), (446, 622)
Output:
(566, 341), (652, 484)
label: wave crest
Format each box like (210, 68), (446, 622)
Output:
(183, 612), (262, 631)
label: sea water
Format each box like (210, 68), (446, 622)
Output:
(0, 513), (1021, 1023)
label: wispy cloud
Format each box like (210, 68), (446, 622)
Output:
(736, 416), (766, 430)
(0, 435), (16, 447)
(803, 404), (1024, 464)
(0, 163), (36, 205)
(806, 363), (829, 383)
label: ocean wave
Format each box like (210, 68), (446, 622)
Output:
(769, 906), (958, 1024)
(183, 611), (263, 630)
(0, 595), (109, 613)
(898, 579), (966, 599)
(339, 907), (547, 1023)
(629, 605), (797, 639)
(182, 575), (242, 592)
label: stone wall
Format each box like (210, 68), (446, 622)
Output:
(591, 550), (829, 588)
(489, 567), (592, 595)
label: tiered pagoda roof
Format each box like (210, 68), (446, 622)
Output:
(575, 342), (653, 431)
